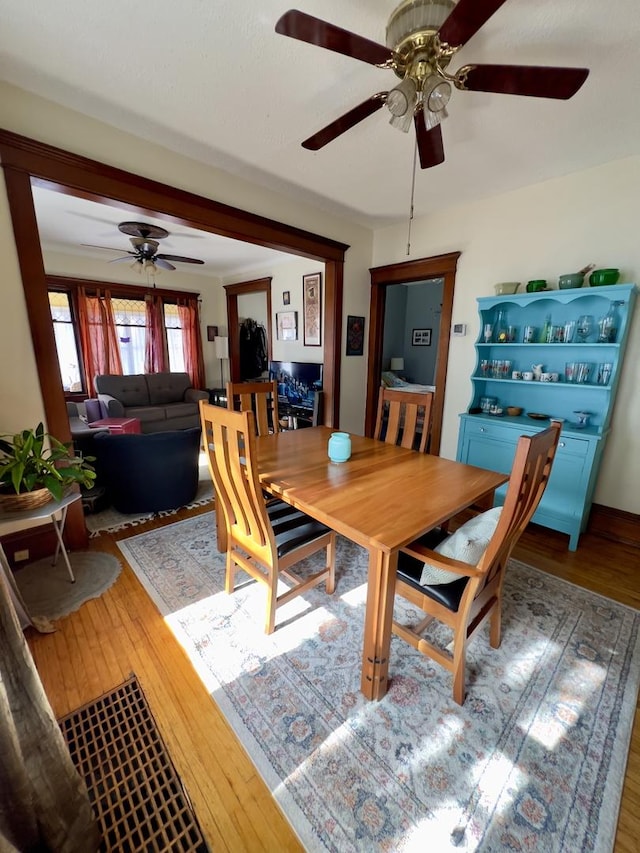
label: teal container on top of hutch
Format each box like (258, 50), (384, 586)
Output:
(456, 283), (637, 550)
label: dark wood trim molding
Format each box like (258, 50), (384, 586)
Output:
(224, 278), (273, 384)
(364, 252), (461, 454)
(47, 274), (200, 302)
(588, 504), (640, 548)
(0, 128), (347, 546)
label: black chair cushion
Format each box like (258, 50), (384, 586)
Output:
(267, 500), (331, 559)
(397, 549), (469, 612)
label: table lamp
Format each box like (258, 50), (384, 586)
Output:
(214, 335), (229, 389)
(390, 357), (404, 373)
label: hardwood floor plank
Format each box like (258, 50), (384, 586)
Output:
(23, 508), (638, 852)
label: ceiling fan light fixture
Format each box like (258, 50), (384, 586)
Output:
(386, 0), (456, 50)
(424, 103), (447, 130)
(389, 106), (415, 133)
(386, 76), (417, 117)
(423, 74), (451, 112)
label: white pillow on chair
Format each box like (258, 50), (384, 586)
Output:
(419, 507), (503, 586)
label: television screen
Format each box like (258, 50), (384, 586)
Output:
(269, 361), (322, 412)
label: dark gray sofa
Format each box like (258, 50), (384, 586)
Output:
(95, 372), (208, 433)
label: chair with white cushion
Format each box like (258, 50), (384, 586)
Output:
(392, 422), (561, 704)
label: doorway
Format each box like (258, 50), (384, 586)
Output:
(225, 277), (273, 385)
(365, 252), (461, 454)
(0, 129), (348, 546)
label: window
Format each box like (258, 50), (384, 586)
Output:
(164, 303), (185, 373)
(111, 297), (146, 374)
(48, 283), (203, 396)
(49, 292), (83, 392)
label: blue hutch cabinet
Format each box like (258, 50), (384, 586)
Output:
(456, 284), (637, 550)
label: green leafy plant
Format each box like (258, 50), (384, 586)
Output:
(0, 422), (96, 502)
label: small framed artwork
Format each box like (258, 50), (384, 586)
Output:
(276, 310), (298, 341)
(412, 328), (432, 346)
(283, 291), (290, 305)
(346, 315), (365, 356)
(206, 325), (218, 341)
(303, 272), (322, 346)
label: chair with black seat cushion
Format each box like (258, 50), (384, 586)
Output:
(200, 401), (335, 634)
(93, 427), (201, 514)
(374, 387), (434, 453)
(226, 380), (280, 436)
(392, 421), (561, 705)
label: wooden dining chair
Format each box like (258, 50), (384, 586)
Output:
(392, 421), (561, 704)
(226, 380), (280, 436)
(374, 387), (434, 453)
(200, 402), (336, 634)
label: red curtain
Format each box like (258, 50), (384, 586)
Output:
(144, 293), (169, 374)
(77, 288), (123, 396)
(177, 297), (205, 389)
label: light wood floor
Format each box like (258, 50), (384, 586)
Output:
(25, 505), (639, 852)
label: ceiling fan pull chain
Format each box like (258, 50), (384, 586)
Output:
(406, 139), (418, 256)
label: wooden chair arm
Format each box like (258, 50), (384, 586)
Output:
(400, 543), (484, 579)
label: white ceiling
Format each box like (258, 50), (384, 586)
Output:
(32, 186), (298, 279)
(2, 0), (639, 234)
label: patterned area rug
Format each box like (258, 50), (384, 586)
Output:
(118, 513), (639, 853)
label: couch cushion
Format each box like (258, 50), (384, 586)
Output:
(146, 372), (191, 405)
(96, 374), (150, 407)
(123, 405), (166, 424)
(164, 402), (198, 420)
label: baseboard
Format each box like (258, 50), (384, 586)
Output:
(588, 503), (640, 548)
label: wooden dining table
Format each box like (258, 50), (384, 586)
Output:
(255, 426), (509, 701)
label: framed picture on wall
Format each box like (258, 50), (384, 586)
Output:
(283, 291), (290, 305)
(276, 310), (298, 341)
(412, 328), (432, 346)
(346, 315), (365, 356)
(302, 272), (322, 346)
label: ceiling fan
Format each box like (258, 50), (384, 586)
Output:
(83, 221), (205, 271)
(275, 0), (589, 169)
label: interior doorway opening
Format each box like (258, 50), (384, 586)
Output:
(365, 252), (461, 455)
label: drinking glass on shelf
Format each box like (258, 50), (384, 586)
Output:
(483, 323), (494, 344)
(597, 362), (613, 385)
(576, 314), (593, 343)
(563, 320), (576, 343)
(480, 359), (490, 377)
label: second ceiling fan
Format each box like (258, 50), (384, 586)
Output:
(84, 221), (205, 272)
(275, 0), (589, 168)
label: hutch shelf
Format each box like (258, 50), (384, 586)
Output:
(456, 283), (636, 549)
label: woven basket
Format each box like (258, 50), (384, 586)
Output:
(0, 487), (52, 513)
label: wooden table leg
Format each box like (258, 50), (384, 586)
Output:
(360, 547), (397, 700)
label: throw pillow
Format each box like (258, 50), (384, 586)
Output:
(419, 506), (503, 586)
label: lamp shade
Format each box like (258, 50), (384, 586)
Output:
(214, 336), (229, 359)
(390, 357), (404, 371)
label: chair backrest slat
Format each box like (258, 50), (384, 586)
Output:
(374, 387), (434, 453)
(201, 402), (272, 550)
(227, 380), (280, 436)
(479, 422), (561, 580)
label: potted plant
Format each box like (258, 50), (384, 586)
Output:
(0, 422), (96, 511)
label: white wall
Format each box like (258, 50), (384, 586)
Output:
(372, 156), (640, 513)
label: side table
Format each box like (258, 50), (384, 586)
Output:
(0, 490), (82, 582)
(88, 417), (142, 434)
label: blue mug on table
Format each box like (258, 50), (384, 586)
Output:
(328, 432), (351, 463)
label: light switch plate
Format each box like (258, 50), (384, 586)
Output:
(452, 323), (467, 336)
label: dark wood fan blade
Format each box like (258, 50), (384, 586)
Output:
(302, 96), (386, 150)
(154, 258), (176, 271)
(438, 0), (510, 48)
(81, 243), (132, 253)
(462, 64), (589, 99)
(276, 10), (391, 66)
(414, 112), (445, 169)
(156, 254), (205, 264)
